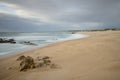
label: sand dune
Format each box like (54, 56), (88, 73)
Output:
(0, 31), (120, 80)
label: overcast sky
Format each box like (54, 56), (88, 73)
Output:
(0, 0), (120, 32)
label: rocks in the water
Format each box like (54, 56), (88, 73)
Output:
(16, 55), (56, 72)
(0, 38), (37, 46)
(19, 41), (37, 46)
(0, 38), (16, 43)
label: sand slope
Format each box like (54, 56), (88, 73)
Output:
(0, 31), (120, 80)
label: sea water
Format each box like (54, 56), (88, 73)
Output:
(0, 32), (88, 56)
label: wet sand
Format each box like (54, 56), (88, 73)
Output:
(0, 30), (120, 80)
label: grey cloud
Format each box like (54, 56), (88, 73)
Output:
(0, 13), (71, 32)
(0, 0), (120, 32)
(0, 13), (39, 32)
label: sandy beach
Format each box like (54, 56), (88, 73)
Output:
(0, 30), (120, 80)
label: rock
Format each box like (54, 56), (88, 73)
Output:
(43, 59), (51, 66)
(35, 56), (42, 61)
(16, 55), (57, 72)
(42, 56), (50, 60)
(0, 38), (16, 43)
(16, 55), (35, 71)
(7, 67), (12, 70)
(17, 55), (26, 61)
(50, 64), (59, 69)
(19, 41), (37, 46)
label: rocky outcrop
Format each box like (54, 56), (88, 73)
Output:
(19, 41), (37, 46)
(16, 55), (57, 71)
(0, 38), (16, 43)
(17, 55), (35, 71)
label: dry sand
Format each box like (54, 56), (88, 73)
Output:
(0, 31), (120, 80)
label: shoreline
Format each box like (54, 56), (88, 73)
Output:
(0, 33), (89, 59)
(0, 30), (120, 80)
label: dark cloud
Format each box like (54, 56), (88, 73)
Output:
(0, 13), (39, 32)
(0, 13), (72, 32)
(0, 0), (120, 32)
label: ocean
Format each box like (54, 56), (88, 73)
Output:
(0, 32), (88, 56)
